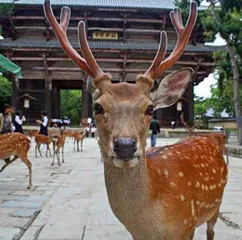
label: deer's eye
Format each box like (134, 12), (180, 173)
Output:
(94, 103), (104, 115)
(146, 105), (154, 116)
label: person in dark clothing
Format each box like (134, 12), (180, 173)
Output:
(0, 104), (13, 135)
(14, 111), (26, 133)
(36, 111), (48, 136)
(149, 115), (160, 147)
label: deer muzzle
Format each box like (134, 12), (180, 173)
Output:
(112, 137), (139, 168)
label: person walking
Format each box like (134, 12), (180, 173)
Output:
(36, 111), (48, 136)
(14, 110), (26, 133)
(0, 104), (13, 135)
(149, 115), (160, 147)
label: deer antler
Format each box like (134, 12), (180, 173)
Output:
(145, 1), (197, 80)
(43, 0), (104, 79)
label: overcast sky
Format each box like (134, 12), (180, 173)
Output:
(194, 1), (227, 99)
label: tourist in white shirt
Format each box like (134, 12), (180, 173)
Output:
(14, 110), (26, 133)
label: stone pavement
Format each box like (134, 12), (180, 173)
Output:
(0, 137), (241, 240)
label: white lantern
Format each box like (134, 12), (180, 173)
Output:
(24, 98), (30, 108)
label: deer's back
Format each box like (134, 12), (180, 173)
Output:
(146, 136), (228, 228)
(0, 133), (30, 159)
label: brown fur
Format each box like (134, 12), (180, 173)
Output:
(28, 129), (39, 139)
(34, 134), (53, 158)
(0, 133), (32, 189)
(52, 134), (66, 166)
(95, 82), (228, 240)
(73, 130), (87, 152)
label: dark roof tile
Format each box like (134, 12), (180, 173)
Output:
(0, 38), (225, 52)
(0, 0), (201, 10)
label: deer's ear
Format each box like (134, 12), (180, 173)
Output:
(151, 68), (193, 110)
(87, 77), (100, 100)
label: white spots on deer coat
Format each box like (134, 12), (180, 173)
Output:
(191, 200), (195, 216)
(179, 172), (184, 177)
(195, 181), (200, 188)
(161, 155), (168, 160)
(180, 194), (185, 202)
(163, 169), (169, 177)
(156, 168), (161, 175)
(170, 182), (176, 188)
(184, 219), (188, 225)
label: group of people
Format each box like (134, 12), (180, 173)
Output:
(0, 104), (26, 134)
(0, 104), (49, 137)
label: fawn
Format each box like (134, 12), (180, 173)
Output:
(45, 0), (228, 239)
(52, 130), (66, 166)
(34, 134), (52, 158)
(0, 133), (32, 189)
(73, 129), (87, 152)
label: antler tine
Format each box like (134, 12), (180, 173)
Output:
(78, 21), (104, 79)
(43, 0), (94, 77)
(145, 1), (197, 80)
(60, 6), (70, 32)
(144, 31), (167, 78)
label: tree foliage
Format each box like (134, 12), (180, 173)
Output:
(0, 75), (12, 111)
(60, 90), (82, 126)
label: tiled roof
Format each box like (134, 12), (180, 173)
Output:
(0, 38), (224, 52)
(0, 0), (196, 10)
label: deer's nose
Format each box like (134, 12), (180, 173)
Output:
(113, 138), (137, 159)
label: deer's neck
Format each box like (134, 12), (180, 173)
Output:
(103, 156), (150, 222)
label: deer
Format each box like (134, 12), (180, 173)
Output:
(0, 133), (32, 189)
(44, 1), (228, 239)
(28, 129), (39, 140)
(34, 134), (52, 158)
(63, 130), (74, 143)
(51, 130), (66, 166)
(180, 112), (229, 165)
(73, 129), (87, 152)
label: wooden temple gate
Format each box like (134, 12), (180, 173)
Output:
(0, 0), (221, 126)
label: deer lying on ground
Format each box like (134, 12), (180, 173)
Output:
(0, 133), (32, 189)
(34, 134), (52, 158)
(45, 1), (228, 239)
(180, 113), (229, 165)
(52, 130), (66, 166)
(73, 129), (86, 152)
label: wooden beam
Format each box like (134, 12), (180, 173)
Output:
(22, 66), (210, 75)
(7, 48), (213, 56)
(12, 16), (165, 24)
(10, 56), (214, 66)
(15, 26), (173, 34)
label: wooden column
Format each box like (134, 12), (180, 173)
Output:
(12, 75), (19, 108)
(45, 74), (52, 119)
(82, 81), (93, 119)
(187, 82), (194, 125)
(52, 83), (60, 118)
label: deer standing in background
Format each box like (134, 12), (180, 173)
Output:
(73, 129), (87, 152)
(0, 133), (32, 189)
(28, 129), (39, 140)
(52, 130), (66, 166)
(34, 134), (52, 158)
(45, 1), (228, 239)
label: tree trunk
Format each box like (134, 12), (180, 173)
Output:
(226, 44), (242, 145)
(209, 0), (242, 145)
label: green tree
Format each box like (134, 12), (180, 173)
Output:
(176, 0), (242, 144)
(60, 90), (82, 126)
(0, 74), (12, 111)
(203, 0), (242, 144)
